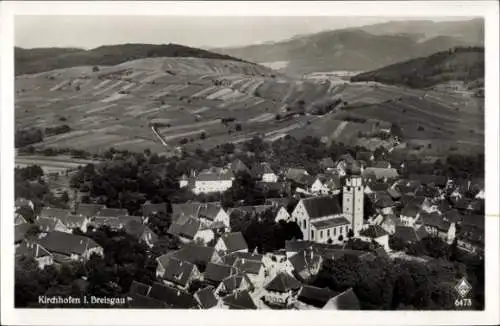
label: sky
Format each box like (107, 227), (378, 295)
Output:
(15, 16), (476, 50)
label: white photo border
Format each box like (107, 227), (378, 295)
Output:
(1, 1), (498, 325)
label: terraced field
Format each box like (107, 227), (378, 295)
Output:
(15, 57), (484, 156)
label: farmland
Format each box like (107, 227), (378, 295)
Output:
(15, 55), (484, 157)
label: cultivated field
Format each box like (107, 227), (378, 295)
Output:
(15, 57), (484, 156)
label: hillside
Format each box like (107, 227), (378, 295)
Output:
(212, 19), (482, 75)
(350, 47), (484, 89)
(354, 18), (484, 44)
(15, 51), (483, 159)
(15, 43), (251, 76)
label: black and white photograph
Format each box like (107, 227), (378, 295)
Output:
(1, 1), (499, 325)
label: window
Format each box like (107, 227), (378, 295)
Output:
(311, 230), (314, 240)
(334, 227), (337, 236)
(320, 231), (323, 239)
(327, 229), (330, 237)
(303, 220), (306, 229)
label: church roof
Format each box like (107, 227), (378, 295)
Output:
(300, 196), (342, 219)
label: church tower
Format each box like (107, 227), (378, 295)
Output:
(342, 176), (364, 236)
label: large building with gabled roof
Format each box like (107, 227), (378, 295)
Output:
(292, 176), (365, 244)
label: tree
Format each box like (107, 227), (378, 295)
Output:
(235, 124), (242, 131)
(92, 66), (100, 72)
(200, 132), (206, 140)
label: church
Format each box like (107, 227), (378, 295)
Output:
(291, 176), (364, 244)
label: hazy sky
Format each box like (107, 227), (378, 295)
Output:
(15, 16), (476, 49)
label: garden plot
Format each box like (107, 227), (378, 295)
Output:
(157, 119), (220, 134)
(92, 79), (112, 90)
(192, 106), (211, 114)
(86, 103), (117, 114)
(42, 130), (90, 145)
(248, 113), (275, 123)
(100, 92), (129, 103)
(93, 80), (124, 97)
(126, 107), (161, 118)
(162, 129), (206, 142)
(49, 80), (71, 91)
(192, 86), (218, 98)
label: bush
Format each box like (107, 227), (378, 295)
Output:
(275, 114), (281, 121)
(235, 124), (242, 131)
(417, 126), (425, 131)
(92, 66), (99, 72)
(200, 132), (206, 140)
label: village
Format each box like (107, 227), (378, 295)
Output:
(14, 142), (485, 310)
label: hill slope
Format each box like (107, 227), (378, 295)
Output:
(212, 19), (483, 74)
(15, 43), (252, 76)
(350, 47), (484, 89)
(354, 18), (484, 44)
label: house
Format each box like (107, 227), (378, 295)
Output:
(193, 168), (234, 195)
(97, 208), (129, 217)
(221, 252), (264, 267)
(222, 289), (257, 309)
(37, 231), (103, 262)
(319, 157), (335, 171)
(36, 217), (65, 233)
(15, 213), (28, 226)
(91, 215), (142, 231)
(194, 286), (221, 309)
(386, 187), (402, 201)
(73, 203), (106, 218)
(179, 174), (189, 188)
(230, 159), (251, 176)
(335, 153), (361, 176)
(288, 248), (323, 282)
(297, 285), (335, 309)
(233, 257), (266, 287)
(203, 262), (237, 286)
(252, 162), (278, 183)
(228, 205), (274, 219)
(394, 226), (428, 245)
(310, 175), (342, 195)
(358, 225), (390, 251)
(215, 273), (254, 298)
(128, 280), (152, 297)
(156, 256), (200, 290)
(322, 288), (360, 310)
(456, 214), (484, 255)
(274, 206), (291, 223)
(362, 167), (399, 182)
(215, 232), (248, 255)
(15, 223), (33, 245)
(38, 207), (71, 221)
(148, 282), (200, 309)
(419, 212), (456, 243)
(15, 242), (54, 269)
(172, 202), (230, 229)
(256, 181), (291, 195)
(141, 202), (167, 217)
(168, 216), (214, 245)
(285, 167), (310, 181)
(15, 198), (35, 210)
(400, 204), (421, 226)
(380, 214), (401, 235)
(371, 161), (391, 169)
(57, 214), (90, 233)
(171, 244), (222, 268)
(263, 272), (301, 308)
(124, 220), (158, 248)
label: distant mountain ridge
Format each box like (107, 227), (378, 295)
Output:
(350, 46), (484, 89)
(15, 43), (252, 75)
(212, 18), (483, 74)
